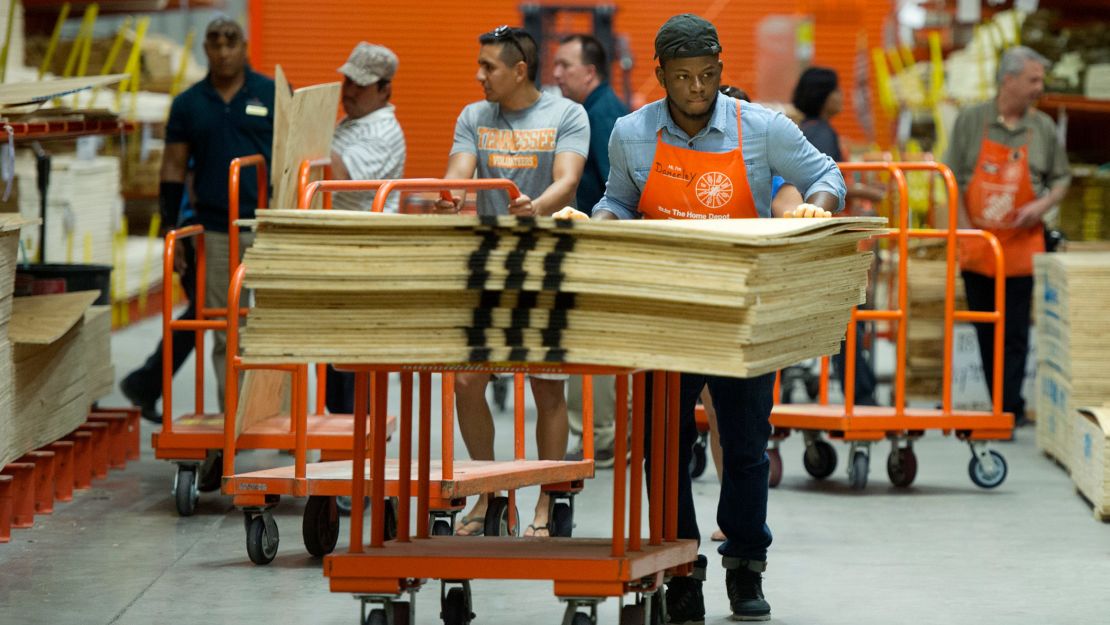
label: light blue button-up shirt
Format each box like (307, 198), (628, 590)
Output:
(593, 95), (846, 219)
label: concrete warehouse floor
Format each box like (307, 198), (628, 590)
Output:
(2, 311), (1109, 625)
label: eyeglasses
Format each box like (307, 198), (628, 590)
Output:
(488, 25), (526, 64)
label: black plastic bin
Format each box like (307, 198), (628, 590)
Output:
(15, 263), (113, 305)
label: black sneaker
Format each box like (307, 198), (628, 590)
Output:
(723, 558), (771, 621)
(594, 446), (615, 469)
(665, 555), (706, 625)
(120, 374), (161, 424)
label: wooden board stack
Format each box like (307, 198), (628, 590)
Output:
(15, 153), (121, 264)
(1, 291), (110, 468)
(0, 216), (27, 466)
(1071, 404), (1110, 521)
(1034, 252), (1110, 469)
(238, 211), (885, 378)
(905, 241), (967, 399)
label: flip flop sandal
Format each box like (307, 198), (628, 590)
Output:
(524, 523), (551, 537)
(454, 514), (485, 536)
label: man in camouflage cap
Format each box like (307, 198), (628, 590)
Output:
(324, 42), (406, 415)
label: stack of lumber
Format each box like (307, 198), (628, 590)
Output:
(1034, 252), (1110, 468)
(1071, 404), (1110, 521)
(15, 153), (121, 265)
(238, 211), (886, 378)
(906, 240), (967, 399)
(1, 291), (110, 468)
(0, 216), (30, 466)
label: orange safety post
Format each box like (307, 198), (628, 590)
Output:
(0, 474), (12, 542)
(79, 422), (111, 479)
(46, 441), (75, 502)
(87, 412), (128, 469)
(0, 463), (35, 528)
(94, 406), (141, 460)
(18, 451), (55, 514)
(64, 431), (93, 489)
(582, 374), (595, 462)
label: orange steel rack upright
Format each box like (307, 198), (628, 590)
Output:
(220, 177), (596, 566)
(770, 161), (1013, 490)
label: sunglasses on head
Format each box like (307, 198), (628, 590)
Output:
(487, 25), (526, 62)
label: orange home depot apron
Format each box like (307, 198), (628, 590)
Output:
(959, 127), (1044, 277)
(638, 101), (759, 220)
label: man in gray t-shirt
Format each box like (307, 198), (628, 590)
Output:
(436, 25), (587, 539)
(450, 90), (589, 214)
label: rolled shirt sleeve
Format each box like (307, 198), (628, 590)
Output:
(591, 116), (641, 220)
(766, 112), (846, 212)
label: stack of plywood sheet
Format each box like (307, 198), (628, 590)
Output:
(0, 216), (29, 466)
(1071, 404), (1110, 521)
(1, 291), (103, 468)
(238, 211), (886, 378)
(15, 153), (121, 265)
(906, 241), (967, 399)
(1034, 252), (1110, 468)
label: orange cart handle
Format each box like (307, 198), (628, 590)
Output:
(228, 155), (268, 278)
(297, 157), (334, 210)
(299, 178), (522, 213)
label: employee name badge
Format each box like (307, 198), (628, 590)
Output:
(245, 102), (269, 117)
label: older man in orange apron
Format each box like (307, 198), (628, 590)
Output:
(944, 46), (1071, 430)
(559, 14), (845, 624)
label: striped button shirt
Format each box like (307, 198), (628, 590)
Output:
(331, 104), (406, 212)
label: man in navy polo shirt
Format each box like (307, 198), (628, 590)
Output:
(160, 16), (275, 411)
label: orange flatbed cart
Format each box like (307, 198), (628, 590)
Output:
(220, 178), (599, 566)
(320, 365), (694, 625)
(152, 156), (396, 518)
(769, 161), (1012, 490)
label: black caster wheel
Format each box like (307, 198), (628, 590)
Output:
(768, 448), (783, 488)
(174, 466), (198, 517)
(887, 447), (918, 488)
(571, 612), (593, 625)
(802, 439), (837, 479)
(336, 495), (371, 516)
(198, 451), (223, 493)
(431, 519), (453, 536)
(246, 513), (279, 565)
(483, 496), (518, 536)
(441, 587), (473, 625)
(968, 450), (1007, 489)
(620, 604), (645, 625)
(848, 451), (869, 491)
(689, 435), (708, 479)
(551, 502), (573, 537)
(365, 609), (387, 625)
(302, 495), (340, 556)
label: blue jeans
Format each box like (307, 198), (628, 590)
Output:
(644, 372), (775, 562)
